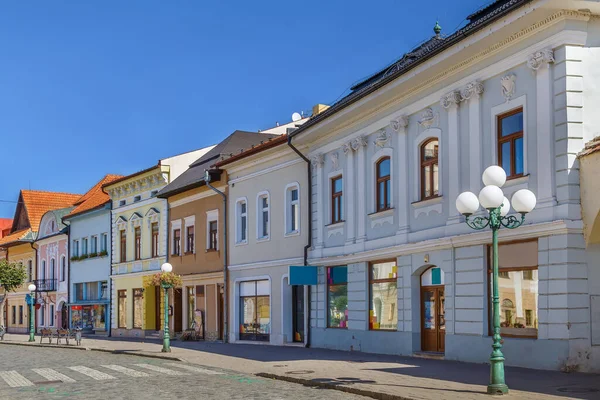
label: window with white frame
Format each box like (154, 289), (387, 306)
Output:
(171, 220), (182, 256)
(82, 237), (88, 255)
(73, 240), (79, 257)
(101, 233), (108, 253)
(206, 210), (219, 250)
(61, 256), (66, 282)
(184, 216), (195, 254)
(257, 192), (270, 240)
(49, 304), (55, 327)
(236, 198), (248, 244)
(285, 183), (300, 235)
(91, 235), (98, 254)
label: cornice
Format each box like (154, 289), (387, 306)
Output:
(106, 170), (167, 200)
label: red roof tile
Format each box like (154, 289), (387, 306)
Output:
(65, 175), (124, 219)
(0, 228), (31, 246)
(579, 136), (600, 158)
(21, 190), (82, 232)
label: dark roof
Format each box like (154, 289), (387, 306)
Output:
(290, 0), (532, 139)
(157, 130), (279, 198)
(215, 134), (288, 168)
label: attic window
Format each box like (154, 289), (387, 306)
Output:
(134, 195), (141, 203)
(151, 190), (158, 197)
(119, 200), (126, 207)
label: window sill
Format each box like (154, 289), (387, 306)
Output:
(184, 251), (195, 256)
(235, 240), (248, 247)
(326, 221), (345, 239)
(503, 174), (529, 187)
(284, 230), (300, 238)
(326, 326), (348, 330)
(326, 221), (345, 229)
(205, 249), (219, 253)
(256, 236), (271, 243)
(411, 195), (443, 208)
(369, 208), (394, 217)
(369, 328), (398, 332)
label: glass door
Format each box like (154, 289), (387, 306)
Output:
(421, 286), (445, 352)
(292, 285), (304, 342)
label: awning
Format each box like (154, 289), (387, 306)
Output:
(289, 266), (318, 285)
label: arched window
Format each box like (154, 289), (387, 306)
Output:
(376, 157), (391, 211)
(420, 139), (439, 200)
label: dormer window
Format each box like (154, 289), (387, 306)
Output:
(119, 200), (126, 207)
(134, 195), (141, 202)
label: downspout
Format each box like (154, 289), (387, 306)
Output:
(287, 135), (312, 348)
(65, 225), (70, 330)
(100, 188), (114, 337)
(204, 171), (228, 343)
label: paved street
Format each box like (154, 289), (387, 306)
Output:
(0, 346), (363, 400)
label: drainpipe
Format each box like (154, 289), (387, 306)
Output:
(287, 135), (312, 348)
(204, 170), (228, 343)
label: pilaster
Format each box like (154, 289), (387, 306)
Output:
(342, 142), (356, 245)
(461, 81), (484, 193)
(355, 136), (368, 242)
(390, 116), (409, 238)
(311, 154), (325, 249)
(440, 90), (462, 223)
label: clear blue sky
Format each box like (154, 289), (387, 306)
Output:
(0, 0), (488, 218)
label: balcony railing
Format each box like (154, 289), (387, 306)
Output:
(33, 279), (57, 292)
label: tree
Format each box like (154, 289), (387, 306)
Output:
(0, 259), (27, 326)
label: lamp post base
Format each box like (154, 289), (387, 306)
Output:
(161, 347), (171, 353)
(487, 384), (509, 395)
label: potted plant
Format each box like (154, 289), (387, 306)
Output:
(79, 254), (89, 260)
(89, 252), (98, 258)
(99, 250), (108, 257)
(70, 255), (80, 262)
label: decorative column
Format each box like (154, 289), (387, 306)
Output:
(390, 116), (409, 237)
(528, 48), (555, 207)
(440, 90), (462, 223)
(342, 142), (356, 245)
(311, 154), (325, 249)
(355, 136), (368, 242)
(461, 81), (484, 193)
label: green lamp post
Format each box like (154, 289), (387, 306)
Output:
(160, 262), (173, 353)
(456, 166), (537, 395)
(27, 284), (36, 342)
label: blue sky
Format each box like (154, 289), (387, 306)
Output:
(0, 0), (488, 218)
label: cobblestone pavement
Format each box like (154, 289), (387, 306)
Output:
(0, 346), (365, 400)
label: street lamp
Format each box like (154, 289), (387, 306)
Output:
(27, 284), (36, 342)
(456, 166), (536, 395)
(160, 262), (173, 353)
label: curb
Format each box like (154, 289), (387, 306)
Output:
(0, 341), (184, 362)
(255, 373), (415, 400)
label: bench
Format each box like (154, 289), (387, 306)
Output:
(40, 328), (53, 344)
(0, 325), (5, 341)
(56, 328), (70, 345)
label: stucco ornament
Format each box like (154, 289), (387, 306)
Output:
(373, 128), (391, 148)
(527, 48), (554, 71)
(341, 142), (352, 155)
(440, 90), (462, 109)
(501, 74), (516, 102)
(461, 81), (484, 100)
(46, 243), (59, 260)
(390, 115), (409, 132)
(310, 153), (324, 169)
(351, 135), (368, 151)
(331, 152), (340, 170)
(418, 108), (437, 129)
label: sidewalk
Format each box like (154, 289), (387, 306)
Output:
(1, 333), (599, 400)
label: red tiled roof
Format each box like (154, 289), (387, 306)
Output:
(21, 190), (82, 232)
(0, 218), (12, 232)
(0, 228), (31, 246)
(579, 136), (600, 158)
(65, 175), (124, 219)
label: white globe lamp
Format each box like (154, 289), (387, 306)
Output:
(161, 263), (173, 273)
(482, 166), (507, 188)
(28, 284), (36, 292)
(456, 192), (480, 215)
(478, 185), (504, 209)
(511, 189), (536, 214)
(500, 196), (511, 217)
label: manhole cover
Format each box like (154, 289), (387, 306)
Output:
(285, 370), (314, 375)
(556, 387), (599, 393)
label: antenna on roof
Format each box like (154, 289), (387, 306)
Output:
(292, 112), (302, 122)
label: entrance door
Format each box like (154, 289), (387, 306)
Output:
(61, 306), (68, 329)
(292, 285), (304, 342)
(173, 288), (182, 333)
(154, 286), (161, 331)
(421, 286), (445, 352)
(218, 284), (224, 340)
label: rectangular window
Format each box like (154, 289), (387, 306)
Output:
(49, 304), (55, 327)
(120, 230), (127, 262)
(28, 260), (32, 282)
(489, 240), (538, 338)
(11, 306), (16, 324)
(82, 238), (88, 255)
(134, 227), (141, 260)
(91, 236), (98, 254)
(118, 290), (127, 328)
(133, 288), (143, 329)
(327, 266), (348, 328)
(75, 283), (84, 301)
(151, 223), (159, 257)
(85, 282), (99, 300)
(257, 196), (269, 239)
(73, 240), (79, 257)
(40, 305), (45, 326)
(331, 177), (343, 224)
(498, 108), (524, 179)
(101, 233), (108, 253)
(238, 201), (247, 243)
(119, 200), (126, 207)
(239, 280), (270, 341)
(286, 187), (300, 234)
(421, 139), (439, 200)
(19, 306), (23, 325)
(134, 195), (141, 202)
(186, 225), (195, 253)
(291, 189), (299, 232)
(209, 221), (218, 250)
(369, 261), (398, 331)
(173, 229), (181, 255)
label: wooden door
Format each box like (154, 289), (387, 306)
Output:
(421, 286), (445, 352)
(174, 288), (182, 333)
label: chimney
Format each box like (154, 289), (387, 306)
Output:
(312, 104), (330, 116)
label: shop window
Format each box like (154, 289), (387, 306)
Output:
(239, 280), (270, 341)
(376, 157), (391, 211)
(489, 240), (538, 338)
(11, 306), (16, 325)
(134, 227), (141, 260)
(120, 230), (127, 262)
(497, 108), (524, 179)
(118, 290), (127, 328)
(327, 266), (348, 328)
(75, 283), (84, 301)
(331, 176), (343, 224)
(151, 223), (159, 257)
(369, 261), (398, 330)
(133, 288), (143, 329)
(420, 139), (439, 200)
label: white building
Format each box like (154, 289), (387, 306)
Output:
(288, 0), (600, 371)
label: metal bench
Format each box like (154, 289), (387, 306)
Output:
(0, 325), (5, 341)
(40, 328), (54, 344)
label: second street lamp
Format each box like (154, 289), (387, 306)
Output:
(27, 284), (36, 342)
(456, 166), (536, 395)
(161, 262), (173, 353)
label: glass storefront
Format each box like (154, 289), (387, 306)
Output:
(71, 304), (107, 331)
(239, 280), (270, 341)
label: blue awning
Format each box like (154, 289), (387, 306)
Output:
(289, 266), (318, 285)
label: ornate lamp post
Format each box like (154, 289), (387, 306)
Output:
(456, 166), (536, 395)
(160, 262), (173, 353)
(26, 284), (36, 342)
